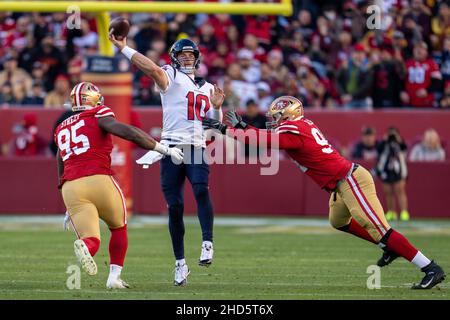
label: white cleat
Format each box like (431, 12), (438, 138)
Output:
(106, 277), (130, 289)
(74, 239), (97, 276)
(174, 263), (190, 286)
(199, 241), (214, 267)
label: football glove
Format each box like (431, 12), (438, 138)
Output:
(202, 118), (228, 134)
(225, 110), (247, 129)
(154, 142), (184, 162)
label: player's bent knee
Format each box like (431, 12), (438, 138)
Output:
(329, 215), (351, 230)
(168, 203), (184, 216)
(192, 183), (209, 199)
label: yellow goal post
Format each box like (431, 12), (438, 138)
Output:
(0, 0), (293, 56)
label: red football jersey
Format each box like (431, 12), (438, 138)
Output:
(54, 106), (115, 185)
(275, 119), (352, 190)
(404, 59), (440, 107)
(230, 118), (352, 191)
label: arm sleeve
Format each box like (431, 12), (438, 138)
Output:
(227, 125), (302, 150)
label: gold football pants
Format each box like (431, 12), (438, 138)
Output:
(329, 166), (390, 242)
(61, 174), (127, 240)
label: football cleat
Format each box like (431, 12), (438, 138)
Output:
(400, 210), (410, 221)
(106, 278), (130, 289)
(385, 211), (398, 221)
(199, 241), (214, 267)
(174, 263), (190, 286)
(377, 249), (399, 267)
(412, 261), (446, 289)
(74, 239), (98, 276)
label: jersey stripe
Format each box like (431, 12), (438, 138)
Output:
(95, 112), (115, 118)
(347, 174), (386, 236)
(76, 82), (86, 107)
(96, 107), (111, 114)
(111, 177), (127, 225)
(277, 125), (298, 130)
(276, 130), (300, 135)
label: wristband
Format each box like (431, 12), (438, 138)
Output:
(121, 46), (137, 60)
(154, 142), (168, 155)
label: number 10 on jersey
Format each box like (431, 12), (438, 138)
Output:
(186, 91), (210, 121)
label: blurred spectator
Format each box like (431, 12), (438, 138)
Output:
(265, 49), (289, 87)
(295, 56), (328, 108)
(22, 82), (45, 105)
(351, 126), (379, 161)
(1, 4), (449, 108)
(242, 99), (266, 129)
(72, 20), (98, 53)
(237, 48), (261, 83)
(431, 1), (450, 50)
(227, 62), (258, 108)
(401, 0), (432, 46)
(375, 127), (410, 221)
(222, 76), (240, 109)
(28, 33), (65, 92)
(295, 9), (315, 43)
(241, 99), (266, 158)
(256, 81), (273, 111)
(401, 41), (442, 108)
(207, 42), (235, 80)
(44, 74), (70, 108)
(409, 128), (446, 161)
(436, 35), (450, 85)
(440, 80), (450, 107)
(370, 45), (406, 108)
(0, 82), (18, 105)
(10, 113), (47, 156)
(336, 44), (373, 109)
(0, 55), (33, 98)
(242, 34), (266, 63)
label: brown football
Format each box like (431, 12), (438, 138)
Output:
(109, 17), (130, 40)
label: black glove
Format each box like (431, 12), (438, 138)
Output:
(202, 118), (228, 134)
(225, 110), (247, 129)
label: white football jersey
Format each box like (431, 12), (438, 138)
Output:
(159, 65), (221, 148)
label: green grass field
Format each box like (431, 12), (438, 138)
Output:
(0, 216), (449, 300)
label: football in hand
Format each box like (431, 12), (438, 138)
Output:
(109, 17), (130, 40)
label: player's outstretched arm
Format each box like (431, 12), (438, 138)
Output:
(109, 32), (169, 91)
(202, 116), (301, 150)
(98, 116), (183, 160)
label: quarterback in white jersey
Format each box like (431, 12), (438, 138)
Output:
(109, 34), (224, 287)
(159, 62), (221, 147)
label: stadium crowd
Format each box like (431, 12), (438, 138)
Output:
(0, 0), (450, 110)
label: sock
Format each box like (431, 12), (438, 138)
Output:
(176, 259), (186, 266)
(82, 237), (100, 256)
(381, 229), (419, 262)
(411, 251), (431, 269)
(109, 264), (122, 280)
(193, 183), (214, 242)
(337, 219), (377, 244)
(203, 240), (213, 247)
(109, 225), (128, 267)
